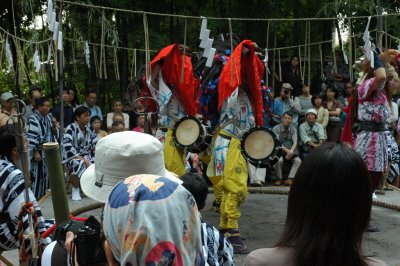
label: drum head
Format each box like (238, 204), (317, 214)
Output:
(175, 119), (200, 146)
(244, 130), (275, 160)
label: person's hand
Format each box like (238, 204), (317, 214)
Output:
(83, 159), (90, 168)
(34, 151), (41, 162)
(65, 231), (75, 254)
(285, 150), (293, 160)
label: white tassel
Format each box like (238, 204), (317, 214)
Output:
(47, 0), (53, 24)
(46, 44), (52, 63)
(84, 41), (90, 69)
(57, 31), (63, 51)
(199, 17), (207, 40)
(203, 38), (213, 57)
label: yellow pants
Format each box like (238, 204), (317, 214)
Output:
(164, 128), (186, 177)
(208, 131), (248, 229)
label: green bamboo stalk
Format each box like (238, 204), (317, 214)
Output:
(43, 142), (70, 224)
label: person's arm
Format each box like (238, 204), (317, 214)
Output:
(62, 126), (79, 161)
(328, 107), (341, 117)
(299, 124), (311, 144)
(97, 106), (103, 121)
(288, 98), (301, 113)
(26, 116), (41, 162)
(321, 109), (329, 128)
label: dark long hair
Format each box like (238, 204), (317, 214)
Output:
(276, 143), (372, 266)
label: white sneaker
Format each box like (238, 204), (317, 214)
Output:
(372, 192), (377, 199)
(72, 187), (82, 201)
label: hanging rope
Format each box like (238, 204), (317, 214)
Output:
(319, 44), (323, 77)
(100, 10), (107, 79)
(114, 45), (120, 80)
(180, 18), (187, 84)
(17, 202), (40, 264)
(302, 21), (308, 82)
(228, 18), (234, 86)
(348, 18), (353, 83)
(93, 44), (99, 78)
(130, 48), (136, 81)
(332, 23), (337, 76)
(143, 13), (150, 82)
(58, 0), (400, 22)
(298, 46), (303, 82)
(272, 35), (276, 89)
(266, 21), (270, 85)
(278, 49), (282, 81)
(308, 22), (311, 85)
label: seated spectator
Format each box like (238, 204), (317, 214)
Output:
(0, 126), (47, 257)
(111, 121), (125, 133)
(274, 83), (301, 128)
(0, 92), (17, 127)
(299, 108), (326, 157)
(81, 90), (103, 120)
(106, 100), (129, 130)
(272, 112), (301, 186)
(90, 115), (107, 139)
(312, 94), (329, 132)
(244, 143), (386, 266)
(132, 115), (145, 133)
(294, 83), (313, 125)
(322, 86), (342, 142)
(123, 101), (136, 129)
(62, 106), (98, 201)
(181, 172), (234, 265)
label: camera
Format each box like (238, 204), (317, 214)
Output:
(54, 216), (106, 265)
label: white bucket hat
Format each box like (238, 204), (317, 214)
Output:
(305, 108), (318, 117)
(81, 131), (182, 203)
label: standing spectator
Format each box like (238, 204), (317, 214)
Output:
(0, 126), (47, 256)
(23, 84), (41, 121)
(90, 115), (107, 139)
(323, 86), (342, 142)
(272, 112), (301, 186)
(338, 82), (354, 109)
(299, 108), (326, 157)
(68, 87), (80, 110)
(81, 90), (103, 120)
(282, 55), (303, 97)
(261, 83), (278, 128)
(51, 88), (74, 128)
(294, 83), (313, 125)
(312, 94), (329, 132)
(324, 51), (350, 96)
(26, 97), (52, 199)
(123, 101), (136, 129)
(0, 92), (16, 127)
(62, 106), (98, 201)
(274, 83), (301, 128)
(106, 100), (129, 130)
(244, 144), (386, 266)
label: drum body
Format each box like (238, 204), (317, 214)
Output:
(240, 127), (281, 168)
(172, 116), (212, 153)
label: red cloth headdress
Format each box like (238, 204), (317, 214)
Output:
(147, 44), (196, 116)
(217, 40), (265, 126)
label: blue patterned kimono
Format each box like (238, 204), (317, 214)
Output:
(26, 110), (52, 199)
(62, 122), (98, 178)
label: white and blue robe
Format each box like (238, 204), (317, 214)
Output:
(62, 122), (98, 178)
(26, 110), (52, 199)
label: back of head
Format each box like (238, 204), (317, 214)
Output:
(103, 174), (204, 265)
(0, 126), (16, 159)
(181, 172), (208, 210)
(277, 143), (371, 266)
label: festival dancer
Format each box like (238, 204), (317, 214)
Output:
(145, 44), (197, 177)
(207, 40), (264, 254)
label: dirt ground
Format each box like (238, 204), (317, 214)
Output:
(2, 189), (400, 265)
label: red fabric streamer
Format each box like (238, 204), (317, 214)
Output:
(217, 40), (265, 126)
(340, 97), (354, 144)
(148, 44), (196, 116)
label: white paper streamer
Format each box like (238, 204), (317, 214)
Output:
(53, 22), (59, 41)
(202, 38), (213, 57)
(50, 11), (56, 32)
(5, 37), (13, 71)
(46, 44), (52, 63)
(199, 17), (207, 40)
(199, 29), (210, 48)
(47, 0), (53, 24)
(84, 41), (90, 68)
(57, 31), (63, 51)
(35, 61), (41, 72)
(220, 33), (224, 41)
(342, 48), (348, 65)
(363, 17), (372, 42)
(205, 48), (216, 67)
